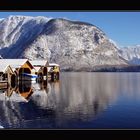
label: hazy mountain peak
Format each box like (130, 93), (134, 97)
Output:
(119, 45), (140, 65)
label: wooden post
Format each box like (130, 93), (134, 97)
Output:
(57, 72), (59, 80)
(7, 73), (11, 88)
(51, 72), (54, 82)
(11, 74), (16, 88)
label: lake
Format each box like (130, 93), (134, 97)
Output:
(0, 72), (140, 129)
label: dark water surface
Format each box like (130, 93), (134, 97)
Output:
(0, 72), (140, 129)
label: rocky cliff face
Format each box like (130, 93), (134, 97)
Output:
(0, 15), (128, 71)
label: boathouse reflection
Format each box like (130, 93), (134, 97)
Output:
(0, 80), (51, 128)
(0, 80), (49, 102)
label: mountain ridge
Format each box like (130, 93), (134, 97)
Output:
(118, 45), (140, 65)
(0, 15), (132, 71)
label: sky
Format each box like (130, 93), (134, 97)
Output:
(0, 12), (140, 47)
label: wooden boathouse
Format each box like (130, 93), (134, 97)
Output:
(0, 59), (35, 81)
(0, 59), (60, 89)
(0, 64), (16, 89)
(47, 63), (60, 81)
(30, 60), (49, 81)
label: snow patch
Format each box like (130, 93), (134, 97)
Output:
(109, 39), (119, 48)
(104, 50), (113, 56)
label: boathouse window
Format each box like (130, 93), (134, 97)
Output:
(2, 73), (8, 80)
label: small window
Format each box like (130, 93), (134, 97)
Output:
(2, 73), (8, 80)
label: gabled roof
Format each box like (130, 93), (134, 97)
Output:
(0, 64), (13, 73)
(0, 59), (34, 70)
(0, 59), (28, 68)
(47, 63), (60, 72)
(31, 60), (48, 67)
(0, 64), (9, 73)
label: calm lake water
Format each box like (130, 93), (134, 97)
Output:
(0, 72), (140, 129)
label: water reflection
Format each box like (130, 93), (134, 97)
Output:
(0, 80), (50, 128)
(0, 73), (140, 128)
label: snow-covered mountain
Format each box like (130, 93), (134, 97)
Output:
(118, 45), (140, 65)
(0, 15), (128, 71)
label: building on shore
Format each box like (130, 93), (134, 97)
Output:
(0, 59), (60, 84)
(0, 64), (16, 89)
(0, 59), (35, 81)
(47, 63), (60, 81)
(30, 60), (49, 81)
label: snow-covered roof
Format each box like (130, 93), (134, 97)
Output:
(0, 59), (32, 70)
(47, 63), (60, 72)
(31, 60), (48, 66)
(34, 66), (41, 72)
(48, 63), (60, 67)
(0, 64), (10, 73)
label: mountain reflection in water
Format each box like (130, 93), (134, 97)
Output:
(0, 72), (140, 128)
